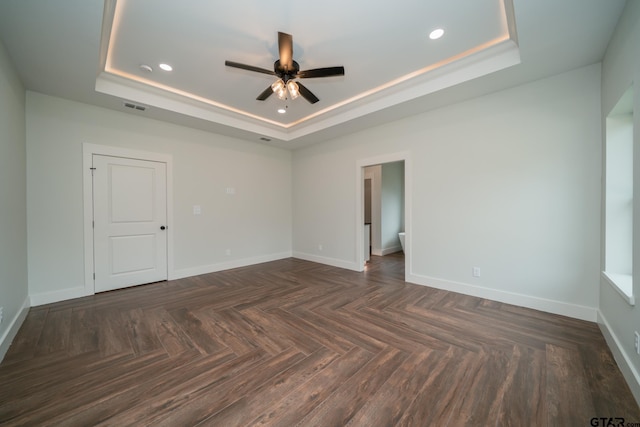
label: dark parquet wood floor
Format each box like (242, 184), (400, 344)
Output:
(1, 253), (639, 426)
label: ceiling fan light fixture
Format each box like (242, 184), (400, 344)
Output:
(271, 79), (286, 99)
(287, 80), (300, 100)
(226, 32), (344, 105)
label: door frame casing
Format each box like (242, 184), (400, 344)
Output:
(355, 151), (412, 277)
(82, 143), (174, 296)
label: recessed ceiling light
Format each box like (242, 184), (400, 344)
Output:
(139, 64), (153, 72)
(277, 108), (286, 114)
(159, 63), (173, 71)
(429, 28), (444, 40)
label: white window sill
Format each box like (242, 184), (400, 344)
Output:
(602, 271), (635, 306)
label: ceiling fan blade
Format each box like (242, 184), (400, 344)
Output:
(225, 61), (275, 76)
(296, 66), (345, 79)
(278, 32), (294, 71)
(256, 85), (274, 101)
(296, 81), (319, 104)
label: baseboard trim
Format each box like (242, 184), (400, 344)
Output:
(598, 311), (640, 406)
(30, 286), (90, 307)
(406, 272), (598, 322)
(171, 252), (293, 280)
(293, 251), (361, 272)
(0, 296), (30, 362)
(381, 246), (402, 256)
(29, 253), (294, 306)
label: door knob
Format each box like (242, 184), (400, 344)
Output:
(160, 226), (166, 230)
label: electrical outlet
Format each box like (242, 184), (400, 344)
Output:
(635, 331), (640, 355)
(472, 267), (481, 278)
(225, 249), (231, 256)
(318, 244), (323, 251)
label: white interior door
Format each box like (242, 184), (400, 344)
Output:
(93, 155), (168, 292)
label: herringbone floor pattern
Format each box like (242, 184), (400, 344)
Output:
(1, 254), (638, 426)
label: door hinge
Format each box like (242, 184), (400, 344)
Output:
(90, 167), (96, 176)
(93, 273), (95, 280)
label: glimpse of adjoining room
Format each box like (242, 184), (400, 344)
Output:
(364, 161), (405, 264)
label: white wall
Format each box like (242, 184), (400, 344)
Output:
(293, 63), (602, 320)
(26, 92), (292, 303)
(381, 161), (404, 254)
(599, 0), (640, 404)
(0, 39), (29, 360)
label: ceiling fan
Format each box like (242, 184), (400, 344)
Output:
(225, 32), (345, 104)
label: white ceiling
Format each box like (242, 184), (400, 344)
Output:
(0, 0), (627, 149)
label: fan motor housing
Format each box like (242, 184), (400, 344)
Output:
(275, 60), (300, 78)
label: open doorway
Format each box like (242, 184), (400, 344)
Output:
(364, 162), (405, 256)
(356, 152), (411, 280)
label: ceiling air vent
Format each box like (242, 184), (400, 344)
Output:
(123, 102), (146, 111)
